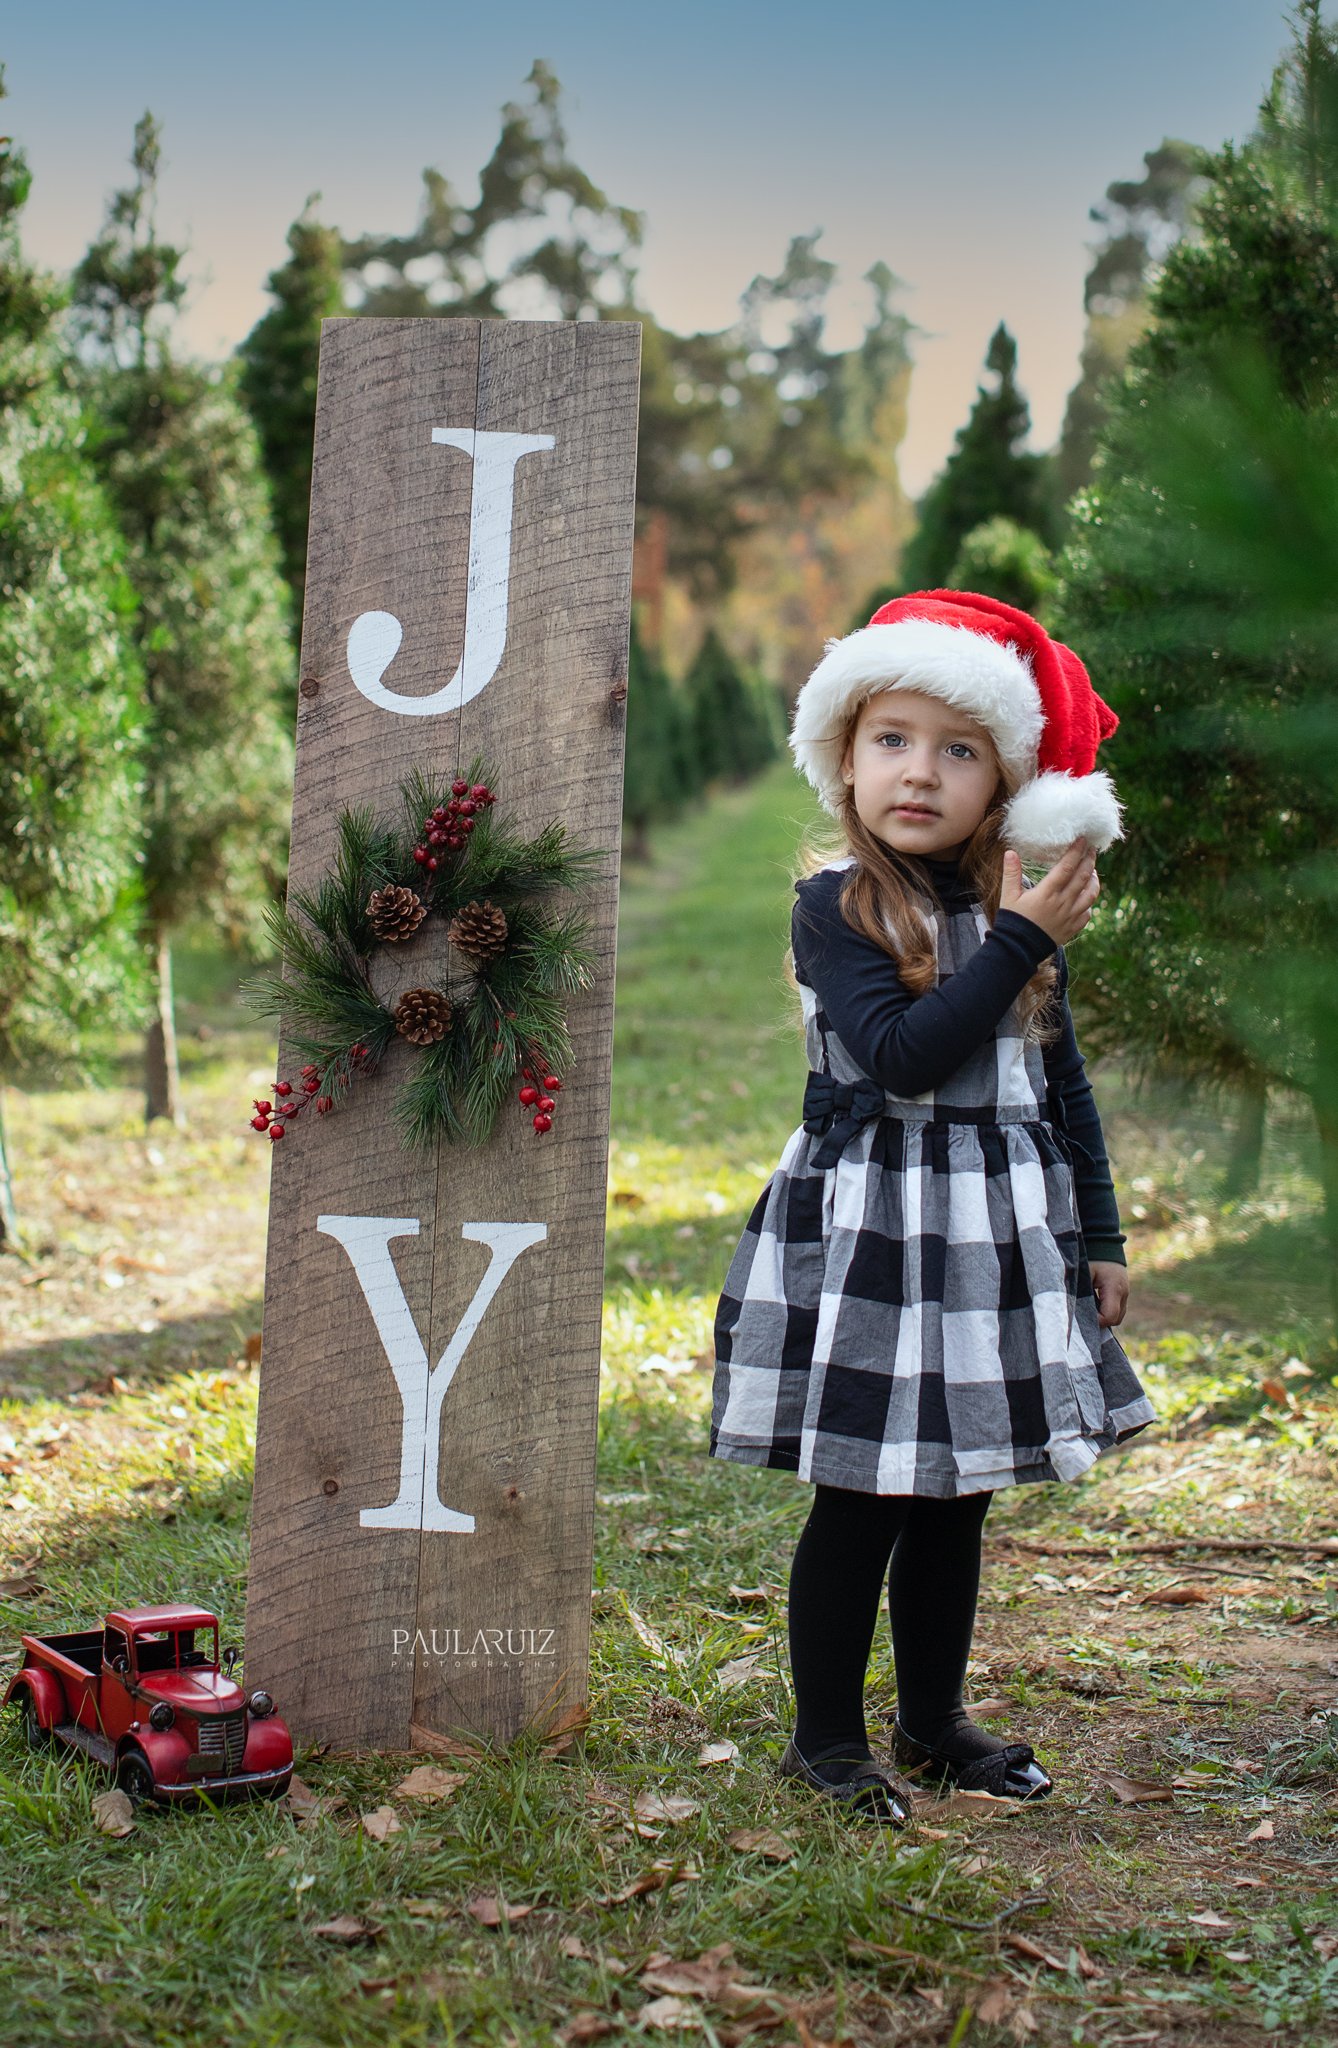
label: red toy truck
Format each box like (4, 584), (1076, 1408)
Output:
(4, 1603), (293, 1804)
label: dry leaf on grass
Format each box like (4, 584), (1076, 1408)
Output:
(633, 1791), (700, 1826)
(1245, 1817), (1275, 1842)
(403, 1899), (452, 1920)
(284, 1774), (344, 1821)
(393, 1765), (467, 1802)
(360, 1805), (402, 1841)
(539, 1703), (591, 1752)
(714, 1654), (763, 1693)
(1313, 1934), (1338, 1961)
(0, 1575), (43, 1597)
(1233, 1875), (1268, 1888)
(466, 1893), (534, 1927)
(637, 1997), (700, 2031)
(919, 1788), (1023, 1818)
(1143, 1585), (1213, 1606)
(726, 1829), (796, 1860)
(640, 1942), (740, 1999)
(625, 1606), (685, 1668)
(1105, 1774), (1175, 1805)
(976, 1980), (1014, 2025)
(697, 1740), (739, 1767)
(408, 1721), (485, 1761)
(313, 1914), (381, 1945)
(963, 1696), (1009, 1717)
(1188, 1911), (1232, 1931)
(597, 1859), (702, 1906)
(558, 2016), (618, 2045)
(91, 1789), (135, 1837)
(1004, 1933), (1067, 1971)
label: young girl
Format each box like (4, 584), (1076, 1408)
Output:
(709, 589), (1156, 1826)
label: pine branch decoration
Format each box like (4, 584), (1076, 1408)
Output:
(241, 765), (605, 1150)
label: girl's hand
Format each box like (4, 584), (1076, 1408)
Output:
(1000, 837), (1100, 945)
(1090, 1261), (1129, 1328)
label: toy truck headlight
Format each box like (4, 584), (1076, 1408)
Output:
(148, 1701), (175, 1731)
(248, 1689), (275, 1718)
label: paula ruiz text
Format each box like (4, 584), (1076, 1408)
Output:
(392, 1628), (557, 1658)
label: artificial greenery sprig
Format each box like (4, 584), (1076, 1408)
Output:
(243, 756), (604, 1150)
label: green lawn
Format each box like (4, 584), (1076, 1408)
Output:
(2, 760), (1336, 2047)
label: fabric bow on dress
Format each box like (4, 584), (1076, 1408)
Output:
(802, 1072), (888, 1170)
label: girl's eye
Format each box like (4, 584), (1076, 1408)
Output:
(876, 733), (975, 759)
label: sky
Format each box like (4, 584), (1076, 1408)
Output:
(6, 0), (1303, 491)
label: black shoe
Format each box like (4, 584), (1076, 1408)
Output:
(777, 1736), (910, 1827)
(890, 1718), (1053, 1801)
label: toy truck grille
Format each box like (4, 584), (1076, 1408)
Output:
(196, 1710), (246, 1774)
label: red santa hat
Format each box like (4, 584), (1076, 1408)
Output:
(789, 588), (1124, 864)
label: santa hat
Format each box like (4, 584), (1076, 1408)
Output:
(789, 588), (1124, 864)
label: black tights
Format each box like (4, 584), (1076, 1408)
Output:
(787, 1484), (1000, 1776)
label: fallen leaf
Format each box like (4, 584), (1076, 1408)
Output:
(633, 1791), (699, 1826)
(466, 1893), (534, 1927)
(1245, 1818), (1275, 1842)
(726, 1829), (795, 1860)
(1188, 1911), (1232, 1931)
(1074, 1943), (1100, 1980)
(1105, 1775), (1175, 1805)
(558, 2017), (617, 2045)
(598, 1859), (702, 1905)
(715, 1653), (763, 1692)
(263, 1844), (290, 1861)
(976, 1980), (1014, 2024)
(539, 1703), (592, 1752)
(408, 1722), (484, 1761)
(360, 1806), (402, 1841)
(357, 1975), (398, 1995)
(313, 1914), (381, 1945)
(625, 1606), (684, 1667)
(637, 1995), (703, 2030)
(914, 1986), (947, 2012)
(403, 1898), (452, 1920)
(920, 1788), (1023, 1817)
(1004, 1933), (1066, 1971)
(963, 1696), (1009, 1717)
(1233, 1876), (1267, 1888)
(284, 1774), (344, 1823)
(92, 1789), (135, 1837)
(1143, 1586), (1213, 1606)
(393, 1765), (467, 1802)
(727, 1584), (773, 1606)
(1260, 1377), (1289, 1405)
(560, 1935), (593, 1960)
(0, 1576), (43, 1597)
(640, 1941), (739, 2000)
(959, 1853), (988, 1877)
(697, 1740), (739, 1767)
(1313, 1934), (1338, 1961)
(244, 1332), (263, 1363)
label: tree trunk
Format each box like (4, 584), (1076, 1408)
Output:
(144, 930), (185, 1129)
(0, 1089), (20, 1252)
(1221, 1070), (1268, 1202)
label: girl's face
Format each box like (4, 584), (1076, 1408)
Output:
(839, 687), (1001, 858)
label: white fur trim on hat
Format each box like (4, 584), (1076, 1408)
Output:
(1001, 769), (1124, 865)
(789, 620), (1045, 814)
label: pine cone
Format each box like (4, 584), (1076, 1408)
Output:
(393, 987), (453, 1046)
(367, 883), (427, 942)
(447, 898), (509, 962)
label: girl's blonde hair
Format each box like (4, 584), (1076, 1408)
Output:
(786, 692), (1061, 1049)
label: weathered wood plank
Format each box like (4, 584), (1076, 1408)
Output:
(245, 317), (639, 1751)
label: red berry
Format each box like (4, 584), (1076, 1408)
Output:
(300, 1064), (318, 1078)
(303, 1078), (319, 1094)
(432, 806), (448, 823)
(275, 1081), (293, 1098)
(280, 1101), (301, 1117)
(269, 1123), (286, 1141)
(538, 1096), (556, 1114)
(452, 778), (469, 796)
(250, 1114), (269, 1131)
(413, 845), (429, 865)
(428, 828), (447, 847)
(458, 800), (476, 817)
(460, 818), (474, 834)
(426, 855), (438, 871)
(446, 833), (464, 850)
(542, 1075), (561, 1091)
(521, 1066), (534, 1080)
(316, 1095), (333, 1114)
(471, 783), (491, 803)
(253, 1099), (272, 1115)
(519, 1085), (539, 1106)
(533, 1113), (553, 1133)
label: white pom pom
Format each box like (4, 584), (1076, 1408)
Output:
(1001, 770), (1124, 865)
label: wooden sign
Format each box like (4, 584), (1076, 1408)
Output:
(245, 318), (640, 1752)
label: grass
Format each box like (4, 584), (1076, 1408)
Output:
(2, 758), (1336, 2047)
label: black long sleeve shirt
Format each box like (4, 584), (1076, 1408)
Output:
(791, 856), (1127, 1266)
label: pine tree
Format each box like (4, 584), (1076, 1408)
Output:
(0, 75), (145, 1245)
(71, 113), (294, 1129)
(899, 324), (1054, 592)
(237, 198), (345, 623)
(948, 516), (1056, 617)
(622, 622), (693, 860)
(1053, 2), (1338, 1321)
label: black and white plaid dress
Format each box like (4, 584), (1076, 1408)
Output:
(710, 856), (1155, 1497)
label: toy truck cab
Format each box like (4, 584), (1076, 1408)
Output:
(4, 1603), (293, 1804)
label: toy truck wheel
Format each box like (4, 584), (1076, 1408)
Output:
(20, 1692), (50, 1753)
(116, 1749), (160, 1807)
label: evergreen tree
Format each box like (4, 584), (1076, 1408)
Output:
(948, 516), (1056, 617)
(899, 324), (1054, 592)
(1055, 140), (1204, 501)
(1054, 1), (1338, 1318)
(683, 628), (780, 786)
(0, 76), (145, 1245)
(621, 622), (693, 860)
(71, 114), (294, 1129)
(237, 198), (345, 623)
